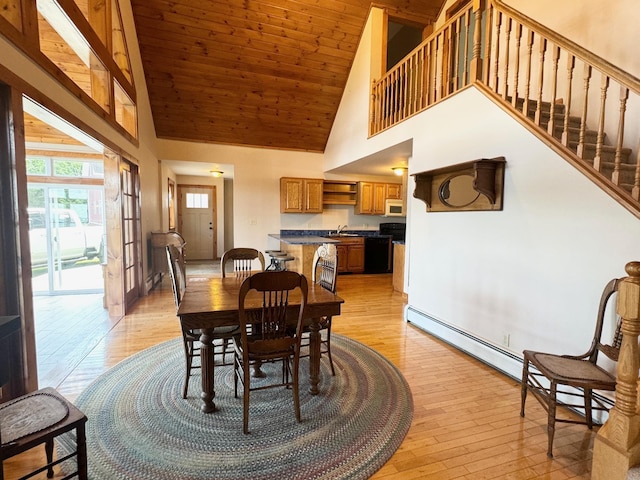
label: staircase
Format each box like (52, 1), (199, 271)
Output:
(370, 0), (640, 219)
(511, 96), (635, 193)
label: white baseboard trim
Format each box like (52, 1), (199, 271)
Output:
(405, 305), (613, 423)
(405, 306), (523, 380)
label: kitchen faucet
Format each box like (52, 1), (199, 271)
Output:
(337, 224), (348, 234)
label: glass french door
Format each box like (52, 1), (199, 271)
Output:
(28, 184), (105, 294)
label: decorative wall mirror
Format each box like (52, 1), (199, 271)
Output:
(413, 157), (505, 212)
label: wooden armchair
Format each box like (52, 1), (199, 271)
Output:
(520, 277), (621, 457)
(221, 248), (265, 277)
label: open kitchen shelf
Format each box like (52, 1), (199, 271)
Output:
(323, 180), (357, 205)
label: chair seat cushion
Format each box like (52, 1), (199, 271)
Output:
(527, 351), (616, 389)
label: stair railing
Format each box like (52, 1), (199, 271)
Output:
(370, 0), (640, 218)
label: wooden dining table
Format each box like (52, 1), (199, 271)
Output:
(177, 274), (344, 413)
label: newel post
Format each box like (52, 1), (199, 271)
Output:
(592, 261), (640, 479)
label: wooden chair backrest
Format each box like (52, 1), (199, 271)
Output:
(237, 271), (308, 353)
(312, 243), (338, 294)
(588, 277), (622, 363)
(166, 245), (186, 310)
(221, 248), (265, 277)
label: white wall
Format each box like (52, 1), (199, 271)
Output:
(323, 3), (639, 368)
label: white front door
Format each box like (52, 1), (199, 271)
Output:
(178, 185), (216, 260)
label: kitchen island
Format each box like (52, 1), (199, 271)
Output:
(268, 234), (340, 278)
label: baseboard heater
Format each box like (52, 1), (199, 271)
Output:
(405, 305), (613, 423)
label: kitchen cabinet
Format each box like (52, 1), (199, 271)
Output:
(386, 183), (402, 200)
(323, 180), (357, 205)
(355, 182), (402, 215)
(330, 236), (364, 273)
(393, 243), (406, 294)
(280, 177), (323, 213)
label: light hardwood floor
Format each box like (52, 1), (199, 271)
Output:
(4, 271), (595, 479)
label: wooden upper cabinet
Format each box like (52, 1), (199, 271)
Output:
(373, 183), (386, 214)
(356, 182), (402, 215)
(386, 183), (402, 200)
(280, 177), (323, 213)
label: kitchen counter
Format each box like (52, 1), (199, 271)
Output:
(269, 234), (340, 245)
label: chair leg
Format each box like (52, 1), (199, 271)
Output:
(182, 339), (193, 399)
(584, 388), (593, 429)
(77, 422), (88, 480)
(243, 363), (251, 434)
(547, 382), (557, 458)
(520, 358), (529, 417)
(325, 323), (335, 376)
(293, 357), (301, 423)
(45, 439), (54, 478)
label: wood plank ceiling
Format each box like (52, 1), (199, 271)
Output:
(129, 0), (445, 152)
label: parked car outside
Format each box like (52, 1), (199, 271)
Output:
(28, 207), (104, 267)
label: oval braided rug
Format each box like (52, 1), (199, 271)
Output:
(59, 334), (413, 480)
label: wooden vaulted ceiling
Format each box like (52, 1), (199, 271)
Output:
(129, 0), (445, 152)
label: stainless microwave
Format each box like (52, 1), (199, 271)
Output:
(384, 199), (405, 217)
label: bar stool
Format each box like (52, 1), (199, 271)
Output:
(265, 251), (295, 271)
(0, 387), (88, 480)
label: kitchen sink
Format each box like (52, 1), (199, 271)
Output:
(329, 233), (359, 237)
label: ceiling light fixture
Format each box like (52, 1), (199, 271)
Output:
(392, 167), (407, 176)
(210, 170), (224, 177)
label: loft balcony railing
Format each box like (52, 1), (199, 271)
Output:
(370, 0), (640, 218)
(370, 1), (640, 476)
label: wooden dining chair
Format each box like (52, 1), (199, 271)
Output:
(166, 246), (239, 399)
(0, 387), (88, 480)
(232, 270), (308, 434)
(221, 248), (265, 277)
(299, 243), (338, 375)
(520, 277), (621, 457)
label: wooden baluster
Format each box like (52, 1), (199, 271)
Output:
(522, 30), (534, 117)
(492, 11), (502, 93)
(392, 70), (398, 125)
(469, 0), (482, 83)
(451, 19), (460, 93)
(440, 23), (452, 97)
(511, 23), (522, 109)
(384, 76), (391, 130)
(632, 145), (640, 200)
(400, 62), (410, 120)
(424, 40), (434, 106)
(462, 10), (471, 87)
(419, 47), (426, 110)
(611, 86), (629, 186)
(561, 54), (576, 147)
(431, 35), (442, 104)
(546, 45), (561, 138)
(482, 2), (495, 87)
(501, 17), (511, 100)
(533, 37), (547, 126)
(577, 64), (592, 159)
(593, 75), (610, 172)
(370, 80), (378, 134)
(408, 55), (415, 116)
(593, 261), (640, 480)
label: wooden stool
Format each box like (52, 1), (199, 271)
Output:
(0, 387), (87, 480)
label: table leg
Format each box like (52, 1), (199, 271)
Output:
(308, 318), (321, 395)
(199, 328), (217, 413)
(77, 421), (88, 480)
